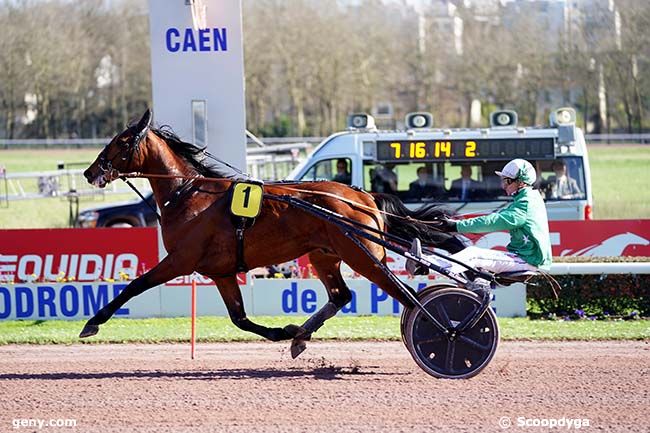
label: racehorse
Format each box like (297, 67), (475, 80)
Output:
(80, 109), (464, 355)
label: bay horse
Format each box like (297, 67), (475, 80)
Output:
(80, 109), (463, 356)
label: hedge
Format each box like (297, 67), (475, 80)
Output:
(527, 273), (649, 319)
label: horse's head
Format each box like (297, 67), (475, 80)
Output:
(84, 109), (153, 188)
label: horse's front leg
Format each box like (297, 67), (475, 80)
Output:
(79, 255), (184, 338)
(213, 275), (305, 342)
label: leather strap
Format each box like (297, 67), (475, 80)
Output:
(235, 219), (248, 273)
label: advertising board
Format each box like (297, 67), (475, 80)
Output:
(1, 220), (647, 320)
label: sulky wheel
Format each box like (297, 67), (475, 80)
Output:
(400, 283), (456, 350)
(404, 287), (499, 379)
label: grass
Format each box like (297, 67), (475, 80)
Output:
(588, 146), (650, 219)
(0, 194), (138, 228)
(0, 148), (147, 228)
(0, 316), (647, 345)
(0, 148), (101, 172)
(1, 145), (649, 228)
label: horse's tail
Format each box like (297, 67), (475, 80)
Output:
(372, 193), (466, 253)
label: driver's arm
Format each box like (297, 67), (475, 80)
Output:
(456, 200), (527, 233)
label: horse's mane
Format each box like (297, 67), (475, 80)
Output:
(147, 125), (225, 178)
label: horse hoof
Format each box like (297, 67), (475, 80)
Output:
(79, 324), (99, 338)
(290, 339), (307, 359)
(283, 324), (307, 339)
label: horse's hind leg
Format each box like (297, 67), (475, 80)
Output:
(212, 275), (304, 342)
(290, 252), (352, 358)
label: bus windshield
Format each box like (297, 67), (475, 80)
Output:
(363, 156), (587, 203)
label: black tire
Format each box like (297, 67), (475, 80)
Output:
(400, 283), (456, 350)
(404, 288), (499, 379)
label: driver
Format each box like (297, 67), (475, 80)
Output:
(406, 158), (552, 276)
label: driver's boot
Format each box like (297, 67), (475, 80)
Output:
(406, 238), (429, 276)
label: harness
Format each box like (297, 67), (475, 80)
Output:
(229, 180), (264, 273)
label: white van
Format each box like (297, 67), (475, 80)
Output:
(287, 108), (593, 221)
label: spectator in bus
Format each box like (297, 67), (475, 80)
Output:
(371, 163), (398, 194)
(408, 166), (444, 200)
(332, 158), (352, 185)
(544, 159), (582, 199)
(448, 165), (484, 201)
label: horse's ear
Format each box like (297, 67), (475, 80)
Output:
(135, 109), (153, 135)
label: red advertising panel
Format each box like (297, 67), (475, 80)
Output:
(465, 220), (650, 257)
(550, 220), (649, 256)
(0, 228), (159, 283)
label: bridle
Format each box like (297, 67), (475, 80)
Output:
(94, 120), (160, 221)
(96, 121), (151, 182)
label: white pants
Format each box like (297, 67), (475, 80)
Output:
(425, 246), (537, 275)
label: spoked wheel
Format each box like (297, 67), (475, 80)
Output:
(403, 287), (499, 379)
(400, 283), (455, 349)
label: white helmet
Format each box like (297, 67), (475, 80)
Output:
(495, 159), (536, 185)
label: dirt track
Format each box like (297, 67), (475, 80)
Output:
(0, 341), (648, 432)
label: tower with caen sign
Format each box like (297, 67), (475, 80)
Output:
(148, 0), (246, 265)
(148, 0), (246, 170)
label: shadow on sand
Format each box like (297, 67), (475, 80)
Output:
(0, 366), (402, 381)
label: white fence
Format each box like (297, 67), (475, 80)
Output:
(1, 141), (314, 204)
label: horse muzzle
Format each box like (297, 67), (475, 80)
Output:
(84, 167), (118, 188)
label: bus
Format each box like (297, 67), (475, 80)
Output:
(287, 108), (593, 220)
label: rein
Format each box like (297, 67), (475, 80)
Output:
(121, 177), (161, 223)
(118, 171), (445, 228)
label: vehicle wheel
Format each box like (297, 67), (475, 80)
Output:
(404, 287), (499, 379)
(400, 283), (455, 350)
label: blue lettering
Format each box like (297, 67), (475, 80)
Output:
(183, 28), (197, 52)
(301, 289), (317, 314)
(166, 28), (228, 54)
(370, 283), (388, 313)
(113, 284), (130, 315)
(166, 28), (180, 52)
(281, 282), (298, 313)
(198, 29), (210, 51)
(341, 290), (357, 314)
(213, 28), (227, 51)
(16, 287), (34, 318)
(37, 286), (57, 318)
(83, 284), (108, 316)
(417, 282), (428, 291)
(60, 285), (79, 317)
(370, 284), (401, 314)
(0, 287), (10, 319)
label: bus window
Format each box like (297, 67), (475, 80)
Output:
(299, 158), (352, 184)
(441, 162), (508, 201)
(363, 161), (446, 201)
(362, 157), (586, 203)
(443, 159), (586, 202)
(444, 164), (487, 201)
(537, 157), (586, 200)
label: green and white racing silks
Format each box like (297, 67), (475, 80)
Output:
(456, 187), (552, 270)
